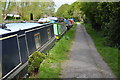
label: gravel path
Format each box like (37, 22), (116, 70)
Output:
(60, 23), (116, 78)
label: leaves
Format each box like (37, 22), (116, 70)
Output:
(55, 4), (70, 18)
(28, 51), (46, 75)
(56, 2), (120, 48)
(2, 1), (55, 20)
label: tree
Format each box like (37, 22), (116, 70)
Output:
(65, 1), (120, 48)
(1, 0), (12, 20)
(56, 4), (70, 18)
(0, 1), (2, 23)
(80, 2), (100, 30)
(1, 1), (55, 20)
(79, 2), (120, 47)
(67, 2), (83, 21)
(17, 2), (55, 20)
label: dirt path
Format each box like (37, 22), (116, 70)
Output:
(60, 23), (116, 78)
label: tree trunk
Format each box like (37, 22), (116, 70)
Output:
(3, 14), (7, 20)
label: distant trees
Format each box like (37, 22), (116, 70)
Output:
(56, 2), (83, 21)
(18, 2), (55, 20)
(0, 1), (2, 23)
(1, 0), (11, 20)
(56, 2), (120, 48)
(79, 2), (120, 48)
(67, 2), (82, 21)
(55, 4), (70, 18)
(1, 0), (55, 21)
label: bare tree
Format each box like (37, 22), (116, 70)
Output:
(1, 0), (55, 21)
(2, 0), (11, 20)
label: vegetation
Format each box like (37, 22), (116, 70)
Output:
(83, 23), (119, 77)
(56, 2), (120, 77)
(56, 2), (82, 21)
(0, 1), (2, 23)
(1, 0), (55, 21)
(55, 4), (70, 18)
(36, 24), (76, 78)
(28, 51), (46, 77)
(79, 2), (120, 48)
(1, 0), (119, 78)
(56, 2), (120, 49)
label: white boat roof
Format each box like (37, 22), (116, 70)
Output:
(47, 17), (58, 20)
(0, 29), (9, 35)
(0, 23), (49, 35)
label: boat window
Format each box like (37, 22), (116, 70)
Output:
(47, 28), (51, 40)
(34, 33), (41, 49)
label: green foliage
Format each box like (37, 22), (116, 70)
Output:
(75, 2), (120, 48)
(55, 4), (70, 18)
(56, 2), (83, 21)
(106, 15), (120, 48)
(96, 2), (120, 48)
(19, 2), (55, 20)
(80, 2), (101, 30)
(37, 24), (76, 78)
(0, 2), (2, 23)
(67, 2), (82, 21)
(83, 23), (119, 77)
(28, 51), (46, 75)
(2, 1), (55, 20)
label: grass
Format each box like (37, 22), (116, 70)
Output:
(82, 22), (119, 78)
(36, 24), (76, 78)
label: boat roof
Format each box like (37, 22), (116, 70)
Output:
(0, 23), (50, 35)
(47, 17), (58, 20)
(0, 29), (9, 35)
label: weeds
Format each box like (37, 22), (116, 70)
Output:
(36, 24), (76, 78)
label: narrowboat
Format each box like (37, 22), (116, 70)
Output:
(64, 19), (70, 30)
(48, 17), (67, 40)
(0, 22), (55, 79)
(53, 22), (67, 39)
(67, 19), (74, 29)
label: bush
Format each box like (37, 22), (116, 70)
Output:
(106, 16), (120, 49)
(28, 51), (46, 76)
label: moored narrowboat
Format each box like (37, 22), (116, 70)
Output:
(0, 22), (55, 79)
(48, 17), (67, 39)
(53, 22), (67, 39)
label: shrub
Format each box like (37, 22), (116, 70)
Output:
(106, 15), (120, 49)
(28, 51), (46, 76)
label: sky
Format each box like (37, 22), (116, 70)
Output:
(53, 0), (77, 12)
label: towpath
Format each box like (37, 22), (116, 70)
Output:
(60, 23), (116, 78)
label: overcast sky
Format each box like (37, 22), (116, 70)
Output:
(53, 0), (77, 12)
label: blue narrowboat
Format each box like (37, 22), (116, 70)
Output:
(0, 22), (55, 79)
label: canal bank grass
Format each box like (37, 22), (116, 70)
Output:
(82, 23), (119, 77)
(37, 24), (76, 78)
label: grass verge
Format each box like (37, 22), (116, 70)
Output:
(36, 24), (76, 78)
(82, 23), (119, 77)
